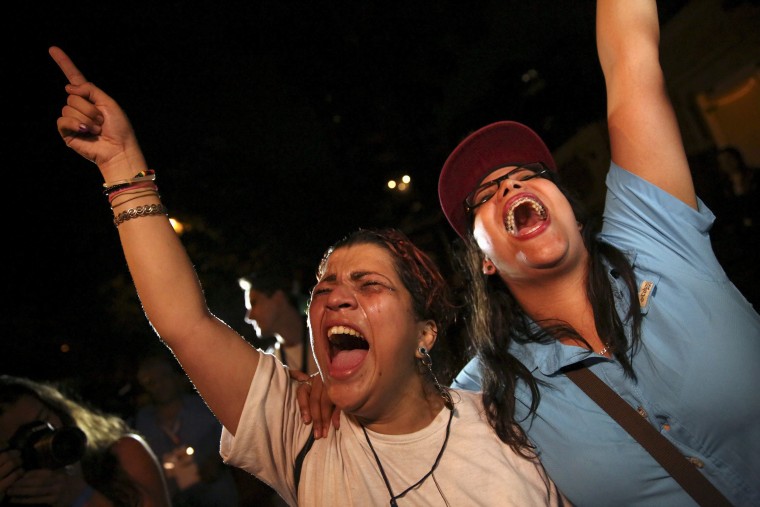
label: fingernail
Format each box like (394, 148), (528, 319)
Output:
(78, 123), (89, 133)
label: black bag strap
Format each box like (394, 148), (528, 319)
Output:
(294, 431), (315, 493)
(564, 366), (732, 507)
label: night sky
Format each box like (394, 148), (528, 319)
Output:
(6, 1), (687, 404)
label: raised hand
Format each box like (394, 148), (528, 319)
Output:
(49, 46), (147, 181)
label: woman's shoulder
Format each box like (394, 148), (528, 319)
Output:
(447, 390), (538, 458)
(449, 388), (483, 411)
(107, 435), (172, 506)
(110, 433), (160, 462)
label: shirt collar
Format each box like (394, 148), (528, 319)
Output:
(508, 251), (636, 375)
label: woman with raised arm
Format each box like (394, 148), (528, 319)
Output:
(435, 0), (760, 505)
(49, 47), (568, 506)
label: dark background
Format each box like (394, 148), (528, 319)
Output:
(6, 1), (695, 407)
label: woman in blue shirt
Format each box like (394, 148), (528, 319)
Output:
(437, 0), (760, 505)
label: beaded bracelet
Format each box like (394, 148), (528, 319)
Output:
(113, 203), (168, 227)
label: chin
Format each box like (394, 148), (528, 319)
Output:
(326, 378), (371, 413)
(327, 390), (360, 416)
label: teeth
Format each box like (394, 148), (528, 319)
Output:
(505, 197), (547, 234)
(327, 326), (364, 339)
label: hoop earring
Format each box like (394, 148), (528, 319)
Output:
(418, 347), (454, 410)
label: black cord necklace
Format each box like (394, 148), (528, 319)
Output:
(361, 408), (454, 506)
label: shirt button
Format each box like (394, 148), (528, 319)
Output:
(686, 456), (705, 468)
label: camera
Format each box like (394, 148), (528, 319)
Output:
(7, 420), (86, 470)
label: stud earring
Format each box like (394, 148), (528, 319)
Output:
(418, 347), (454, 410)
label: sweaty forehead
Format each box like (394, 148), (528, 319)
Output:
(319, 244), (397, 280)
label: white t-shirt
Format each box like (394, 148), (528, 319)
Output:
(221, 352), (569, 506)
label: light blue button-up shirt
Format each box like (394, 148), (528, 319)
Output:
(453, 163), (760, 506)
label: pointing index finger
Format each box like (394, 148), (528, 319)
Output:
(48, 46), (88, 86)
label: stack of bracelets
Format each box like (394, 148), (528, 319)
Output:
(103, 170), (169, 227)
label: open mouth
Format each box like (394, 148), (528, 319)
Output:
(327, 325), (369, 372)
(504, 195), (547, 236)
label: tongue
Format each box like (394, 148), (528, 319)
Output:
(515, 207), (542, 235)
(518, 216), (539, 234)
(331, 349), (368, 371)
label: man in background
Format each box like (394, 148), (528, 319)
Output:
(238, 263), (318, 376)
(133, 351), (240, 507)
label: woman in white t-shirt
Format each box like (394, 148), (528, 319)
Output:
(48, 46), (569, 506)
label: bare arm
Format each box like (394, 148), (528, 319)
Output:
(49, 46), (257, 434)
(597, 0), (697, 208)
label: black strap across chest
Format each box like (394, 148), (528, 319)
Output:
(564, 365), (732, 507)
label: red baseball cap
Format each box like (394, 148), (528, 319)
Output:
(438, 121), (556, 239)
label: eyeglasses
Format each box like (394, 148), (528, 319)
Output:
(464, 162), (550, 214)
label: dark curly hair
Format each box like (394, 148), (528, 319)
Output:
(314, 227), (459, 385)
